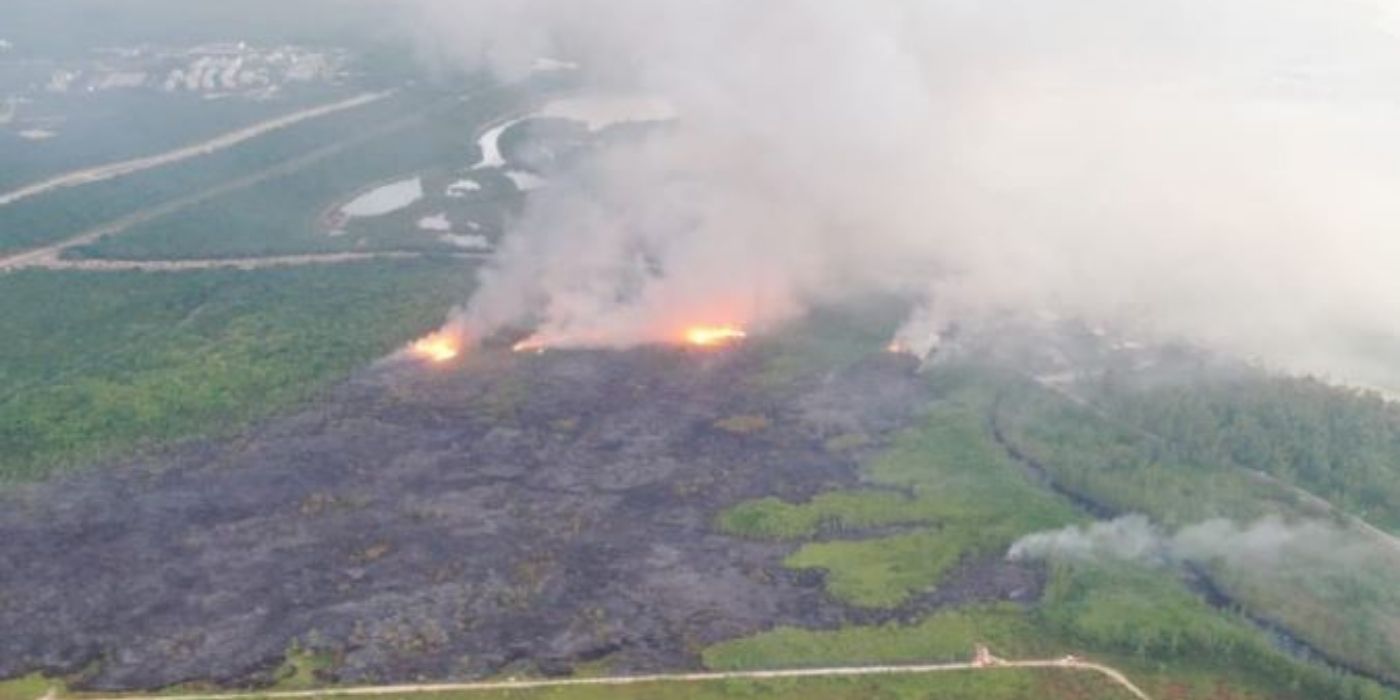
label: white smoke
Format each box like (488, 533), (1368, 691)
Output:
(1007, 514), (1370, 568)
(412, 0), (1400, 384)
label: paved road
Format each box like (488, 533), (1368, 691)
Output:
(0, 107), (446, 273)
(0, 92), (392, 208)
(21, 251), (491, 272)
(75, 656), (1152, 700)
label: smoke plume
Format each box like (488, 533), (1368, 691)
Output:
(413, 0), (1400, 385)
(1006, 514), (1371, 568)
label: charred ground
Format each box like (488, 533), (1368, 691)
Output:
(0, 342), (1038, 691)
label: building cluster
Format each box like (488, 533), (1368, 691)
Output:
(40, 43), (352, 100)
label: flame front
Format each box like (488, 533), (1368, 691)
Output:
(683, 325), (747, 347)
(504, 325), (748, 352)
(512, 336), (549, 354)
(410, 331), (462, 363)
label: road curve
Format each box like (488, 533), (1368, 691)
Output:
(74, 656), (1151, 700)
(0, 92), (393, 208)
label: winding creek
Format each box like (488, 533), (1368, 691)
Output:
(986, 393), (1398, 691)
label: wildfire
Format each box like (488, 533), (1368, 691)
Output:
(512, 337), (549, 354)
(502, 324), (748, 352)
(409, 331), (462, 363)
(683, 325), (747, 347)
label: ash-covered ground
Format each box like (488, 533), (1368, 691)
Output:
(0, 344), (1040, 690)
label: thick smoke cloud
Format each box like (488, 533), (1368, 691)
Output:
(1005, 514), (1372, 568)
(415, 0), (1400, 385)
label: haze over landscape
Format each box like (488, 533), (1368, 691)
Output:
(1, 2), (1399, 700)
(411, 0), (1400, 391)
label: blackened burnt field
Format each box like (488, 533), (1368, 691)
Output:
(0, 344), (1037, 690)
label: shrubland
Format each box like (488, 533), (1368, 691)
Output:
(0, 260), (474, 484)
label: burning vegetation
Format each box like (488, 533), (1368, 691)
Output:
(408, 330), (463, 363)
(505, 324), (750, 354)
(683, 325), (747, 348)
(511, 337), (548, 354)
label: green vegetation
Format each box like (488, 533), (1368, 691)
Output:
(1093, 374), (1400, 533)
(712, 362), (1399, 698)
(785, 529), (997, 609)
(995, 379), (1319, 526)
(72, 86), (532, 261)
(0, 674), (63, 700)
(705, 604), (1044, 669)
(0, 91), (442, 256)
(270, 648), (338, 691)
(0, 90), (344, 193)
(748, 300), (907, 388)
(707, 560), (1397, 700)
(719, 379), (1080, 608)
(1040, 561), (1396, 700)
(0, 260), (475, 484)
(717, 491), (935, 539)
(995, 373), (1400, 685)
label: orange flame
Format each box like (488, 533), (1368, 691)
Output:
(504, 324), (748, 352)
(683, 325), (747, 347)
(409, 331), (462, 363)
(512, 337), (549, 354)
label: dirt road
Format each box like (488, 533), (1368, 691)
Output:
(0, 92), (392, 208)
(76, 656), (1152, 700)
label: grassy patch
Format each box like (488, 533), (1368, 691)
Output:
(0, 675), (62, 700)
(717, 491), (934, 540)
(716, 380), (1080, 607)
(704, 604), (1043, 670)
(270, 648), (338, 691)
(1037, 562), (1275, 662)
(784, 529), (978, 608)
